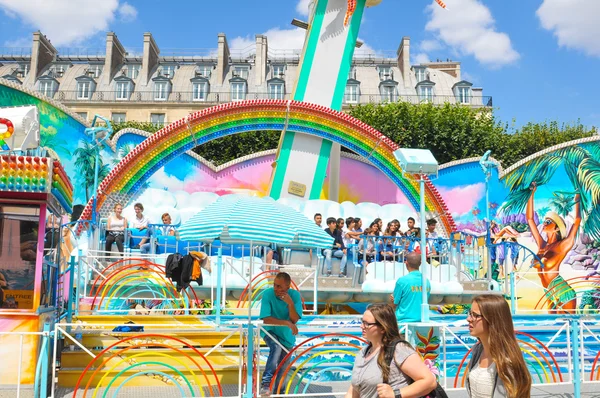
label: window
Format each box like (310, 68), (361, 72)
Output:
(348, 66), (356, 80)
(272, 65), (285, 78)
(380, 84), (396, 102)
(77, 81), (92, 99)
(125, 64), (141, 79)
(193, 81), (209, 101)
(154, 81), (169, 100)
(116, 81), (132, 100)
(231, 81), (246, 101)
(150, 113), (165, 127)
(76, 112), (88, 120)
(18, 63), (29, 77)
(415, 67), (427, 83)
(456, 86), (471, 104)
(345, 83), (360, 104)
(38, 80), (57, 97)
(196, 65), (212, 78)
(419, 86), (433, 102)
(88, 65), (103, 78)
(233, 66), (249, 80)
(268, 82), (285, 100)
(52, 64), (68, 77)
(2, 74), (22, 84)
(112, 113), (126, 123)
(160, 65), (176, 78)
(378, 66), (393, 80)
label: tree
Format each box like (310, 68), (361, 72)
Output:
(73, 140), (110, 202)
(550, 193), (575, 218)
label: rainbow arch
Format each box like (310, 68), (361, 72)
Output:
(80, 100), (456, 234)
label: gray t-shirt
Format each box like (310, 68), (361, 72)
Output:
(351, 343), (416, 398)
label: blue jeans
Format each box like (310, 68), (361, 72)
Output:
(261, 333), (290, 392)
(140, 242), (151, 254)
(323, 249), (347, 274)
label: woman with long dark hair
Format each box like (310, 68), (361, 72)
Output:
(466, 295), (531, 397)
(346, 303), (436, 398)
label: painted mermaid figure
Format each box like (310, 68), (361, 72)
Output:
(526, 182), (581, 312)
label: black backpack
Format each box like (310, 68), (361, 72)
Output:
(383, 338), (449, 398)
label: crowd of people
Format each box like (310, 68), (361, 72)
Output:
(260, 270), (532, 398)
(313, 213), (442, 277)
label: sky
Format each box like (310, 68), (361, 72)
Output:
(0, 0), (599, 130)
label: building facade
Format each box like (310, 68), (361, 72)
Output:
(0, 31), (491, 126)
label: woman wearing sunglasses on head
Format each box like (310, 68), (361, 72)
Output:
(346, 303), (437, 398)
(466, 295), (531, 398)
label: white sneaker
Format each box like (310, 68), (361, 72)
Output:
(259, 386), (271, 396)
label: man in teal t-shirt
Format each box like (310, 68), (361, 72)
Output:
(392, 252), (431, 322)
(259, 272), (303, 396)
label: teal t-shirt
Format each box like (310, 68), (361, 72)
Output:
(259, 288), (303, 348)
(393, 271), (431, 322)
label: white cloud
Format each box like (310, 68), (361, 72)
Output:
(296, 0), (312, 17)
(0, 0), (137, 46)
(117, 1), (137, 22)
(230, 27), (307, 52)
(413, 53), (431, 64)
(3, 36), (30, 47)
(419, 39), (443, 52)
(424, 0), (519, 67)
(537, 0), (600, 57)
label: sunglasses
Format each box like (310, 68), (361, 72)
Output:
(543, 219), (554, 226)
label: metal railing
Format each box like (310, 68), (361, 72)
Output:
(48, 90), (492, 107)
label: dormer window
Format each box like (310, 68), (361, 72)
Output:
(267, 78), (285, 100)
(378, 65), (393, 81)
(230, 77), (247, 101)
(414, 66), (427, 83)
(114, 76), (134, 100)
(453, 80), (473, 104)
(272, 64), (285, 79)
(232, 65), (250, 80)
(195, 64), (212, 78)
(50, 64), (70, 78)
(379, 80), (398, 102)
(2, 74), (22, 84)
(159, 64), (177, 79)
(87, 64), (103, 78)
(15, 63), (29, 78)
(153, 76), (171, 101)
(75, 76), (96, 100)
(124, 64), (141, 79)
(348, 66), (356, 80)
(191, 76), (210, 101)
(37, 76), (59, 98)
(416, 79), (435, 103)
(345, 79), (360, 104)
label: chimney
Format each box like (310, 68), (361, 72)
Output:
(216, 33), (230, 85)
(103, 32), (127, 85)
(141, 32), (160, 85)
(255, 35), (268, 85)
(397, 36), (411, 88)
(24, 31), (57, 86)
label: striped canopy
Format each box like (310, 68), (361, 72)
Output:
(178, 195), (334, 248)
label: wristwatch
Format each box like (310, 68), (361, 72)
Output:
(394, 390), (403, 398)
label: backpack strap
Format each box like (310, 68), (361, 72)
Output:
(382, 338), (409, 384)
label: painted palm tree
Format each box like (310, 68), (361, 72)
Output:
(501, 143), (600, 239)
(74, 140), (110, 202)
(550, 193), (575, 218)
(112, 144), (133, 166)
(40, 126), (71, 157)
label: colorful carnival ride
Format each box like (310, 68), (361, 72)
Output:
(0, 1), (599, 397)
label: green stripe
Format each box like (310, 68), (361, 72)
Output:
(309, 139), (332, 199)
(331, 0), (366, 110)
(269, 131), (296, 200)
(293, 0), (329, 101)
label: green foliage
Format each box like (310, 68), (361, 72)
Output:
(110, 102), (597, 167)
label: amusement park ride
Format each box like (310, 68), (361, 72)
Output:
(0, 1), (598, 397)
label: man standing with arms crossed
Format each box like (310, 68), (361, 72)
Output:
(260, 272), (303, 396)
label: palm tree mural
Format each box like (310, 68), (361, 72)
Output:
(40, 125), (71, 158)
(549, 193), (575, 217)
(501, 143), (600, 239)
(112, 143), (133, 166)
(73, 140), (110, 202)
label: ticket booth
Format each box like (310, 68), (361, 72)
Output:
(0, 106), (73, 394)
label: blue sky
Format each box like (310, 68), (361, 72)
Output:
(1, 0), (599, 129)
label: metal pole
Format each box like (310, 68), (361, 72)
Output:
(92, 146), (100, 225)
(420, 175), (429, 322)
(216, 246), (223, 327)
(571, 319), (581, 398)
(245, 324), (255, 398)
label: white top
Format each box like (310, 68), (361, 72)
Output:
(342, 227), (355, 247)
(468, 363), (496, 398)
(131, 215), (149, 229)
(107, 215), (126, 231)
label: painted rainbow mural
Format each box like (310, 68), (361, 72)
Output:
(80, 100), (456, 234)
